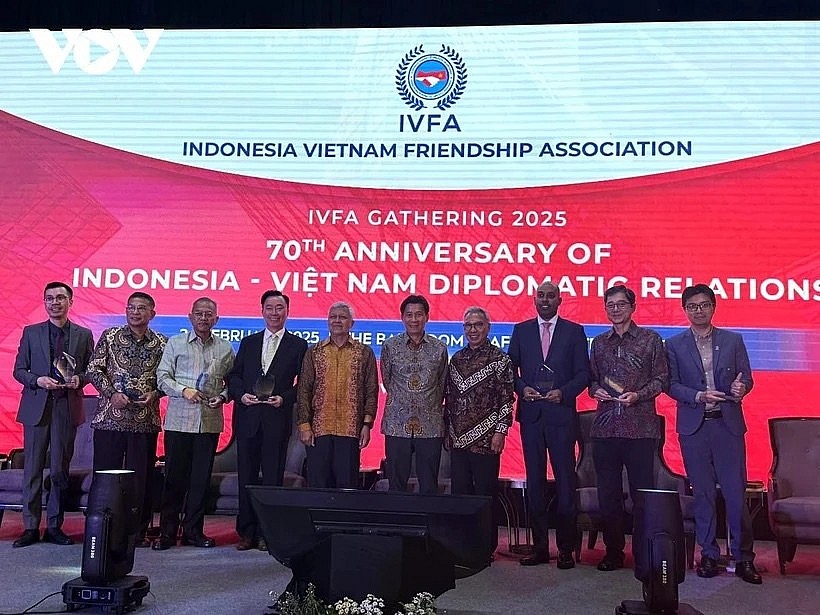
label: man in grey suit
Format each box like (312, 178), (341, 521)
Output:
(12, 282), (94, 548)
(666, 283), (761, 584)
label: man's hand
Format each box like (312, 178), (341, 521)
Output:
(240, 393), (260, 405)
(729, 372), (747, 398)
(700, 390), (728, 404)
(134, 390), (159, 406)
(65, 375), (81, 390)
(36, 376), (62, 390)
(490, 432), (506, 454)
(522, 386), (543, 402)
(111, 392), (130, 409)
(544, 388), (563, 403)
(359, 425), (371, 449)
(616, 391), (639, 406)
(299, 428), (315, 447)
(207, 395), (226, 408)
(265, 395), (283, 407)
(183, 387), (204, 403)
(592, 387), (615, 402)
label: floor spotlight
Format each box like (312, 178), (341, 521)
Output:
(616, 489), (703, 615)
(62, 469), (150, 613)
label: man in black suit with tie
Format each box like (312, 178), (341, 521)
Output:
(12, 282), (94, 548)
(507, 281), (590, 569)
(227, 290), (308, 551)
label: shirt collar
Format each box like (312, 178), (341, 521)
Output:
(605, 320), (638, 339)
(537, 315), (558, 328)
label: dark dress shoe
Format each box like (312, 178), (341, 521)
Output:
(735, 560), (762, 585)
(13, 530), (40, 548)
(257, 537), (268, 551)
(556, 551), (575, 570)
(236, 537), (255, 551)
(696, 555), (720, 578)
(43, 528), (74, 546)
(520, 551), (550, 566)
(597, 553), (625, 571)
(152, 535), (177, 550)
(182, 534), (216, 548)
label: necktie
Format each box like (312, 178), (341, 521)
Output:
(540, 321), (551, 360)
(262, 334), (279, 372)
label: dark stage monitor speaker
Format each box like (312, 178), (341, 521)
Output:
(81, 469), (140, 584)
(248, 486), (494, 605)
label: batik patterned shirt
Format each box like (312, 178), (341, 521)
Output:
(380, 332), (448, 438)
(588, 321), (668, 439)
(297, 337), (378, 438)
(87, 325), (167, 433)
(445, 341), (514, 454)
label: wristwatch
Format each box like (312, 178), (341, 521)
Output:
(362, 420), (374, 428)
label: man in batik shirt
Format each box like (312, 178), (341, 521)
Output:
(445, 306), (514, 498)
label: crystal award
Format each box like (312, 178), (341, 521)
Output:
(532, 364), (555, 396)
(52, 352), (76, 385)
(253, 374), (276, 401)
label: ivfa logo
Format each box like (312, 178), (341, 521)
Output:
(30, 29), (163, 74)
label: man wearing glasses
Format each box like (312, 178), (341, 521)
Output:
(666, 284), (761, 584)
(87, 292), (167, 547)
(507, 281), (590, 570)
(12, 282), (94, 548)
(588, 285), (668, 572)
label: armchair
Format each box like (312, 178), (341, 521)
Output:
(767, 417), (820, 574)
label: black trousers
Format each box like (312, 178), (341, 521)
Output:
(93, 429), (158, 534)
(592, 437), (655, 556)
(159, 431), (219, 538)
(306, 435), (359, 489)
(450, 448), (500, 498)
(384, 435), (443, 495)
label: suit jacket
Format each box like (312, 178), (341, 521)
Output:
(227, 329), (308, 439)
(666, 326), (754, 437)
(13, 320), (95, 426)
(507, 316), (590, 426)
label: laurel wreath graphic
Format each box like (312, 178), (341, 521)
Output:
(395, 45), (426, 110)
(395, 44), (468, 111)
(435, 45), (467, 111)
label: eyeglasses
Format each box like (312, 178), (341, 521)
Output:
(126, 304), (151, 313)
(605, 301), (632, 312)
(463, 322), (487, 330)
(44, 295), (70, 304)
(192, 311), (215, 320)
(684, 302), (714, 312)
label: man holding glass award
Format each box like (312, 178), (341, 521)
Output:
(12, 282), (94, 548)
(666, 284), (760, 584)
(588, 285), (668, 572)
(507, 281), (590, 570)
(153, 297), (235, 550)
(87, 291), (168, 547)
(227, 290), (308, 551)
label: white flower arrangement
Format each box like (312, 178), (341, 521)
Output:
(274, 584), (437, 615)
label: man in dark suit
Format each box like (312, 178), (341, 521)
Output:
(12, 281), (94, 548)
(666, 283), (761, 584)
(507, 281), (590, 569)
(227, 290), (307, 551)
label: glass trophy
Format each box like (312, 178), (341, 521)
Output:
(532, 364), (555, 396)
(253, 374), (276, 401)
(117, 373), (142, 401)
(52, 352), (76, 385)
